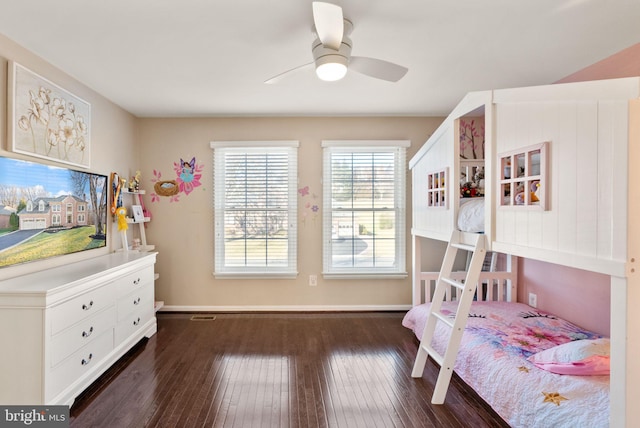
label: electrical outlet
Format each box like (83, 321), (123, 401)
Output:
(528, 292), (537, 308)
(309, 275), (317, 286)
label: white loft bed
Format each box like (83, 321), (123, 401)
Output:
(408, 77), (640, 427)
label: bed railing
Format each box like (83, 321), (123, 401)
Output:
(415, 253), (518, 305)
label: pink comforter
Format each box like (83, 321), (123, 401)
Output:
(403, 301), (609, 428)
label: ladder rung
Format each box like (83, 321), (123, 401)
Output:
(442, 277), (465, 290)
(451, 242), (476, 252)
(420, 343), (444, 366)
(430, 311), (454, 328)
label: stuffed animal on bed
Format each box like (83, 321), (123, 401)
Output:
(461, 181), (478, 197)
(515, 181), (540, 204)
(474, 168), (485, 196)
(461, 167), (486, 197)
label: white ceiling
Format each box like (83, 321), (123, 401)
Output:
(1, 0), (638, 117)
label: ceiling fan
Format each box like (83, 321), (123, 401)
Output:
(265, 2), (408, 84)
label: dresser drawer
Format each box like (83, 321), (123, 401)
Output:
(50, 285), (116, 335)
(117, 284), (154, 322)
(47, 329), (114, 400)
(115, 266), (154, 295)
(50, 306), (115, 367)
(115, 303), (154, 344)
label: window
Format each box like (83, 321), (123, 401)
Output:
(499, 141), (548, 209)
(322, 140), (409, 278)
(211, 141), (298, 278)
(427, 168), (448, 208)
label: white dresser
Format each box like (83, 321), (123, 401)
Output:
(0, 251), (157, 405)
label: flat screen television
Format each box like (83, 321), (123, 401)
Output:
(0, 156), (108, 268)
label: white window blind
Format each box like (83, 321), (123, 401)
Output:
(322, 140), (409, 278)
(211, 141), (298, 278)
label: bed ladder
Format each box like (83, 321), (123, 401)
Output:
(411, 230), (487, 404)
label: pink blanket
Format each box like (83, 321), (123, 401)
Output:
(403, 301), (609, 427)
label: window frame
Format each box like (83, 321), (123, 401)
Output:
(210, 140), (299, 279)
(427, 167), (449, 208)
(321, 140), (409, 279)
(498, 141), (548, 210)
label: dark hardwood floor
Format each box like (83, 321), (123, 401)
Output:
(70, 312), (509, 428)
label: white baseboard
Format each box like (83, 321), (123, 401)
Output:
(159, 304), (411, 313)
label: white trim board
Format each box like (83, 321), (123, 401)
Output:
(159, 305), (411, 313)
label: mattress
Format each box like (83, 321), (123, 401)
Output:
(403, 301), (609, 428)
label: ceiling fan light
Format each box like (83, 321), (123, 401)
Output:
(311, 36), (351, 82)
(316, 62), (347, 81)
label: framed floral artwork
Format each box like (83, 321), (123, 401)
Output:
(8, 61), (91, 168)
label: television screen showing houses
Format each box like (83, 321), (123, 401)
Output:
(0, 156), (108, 268)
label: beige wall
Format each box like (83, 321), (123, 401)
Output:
(0, 33), (444, 308)
(138, 117), (442, 309)
(0, 34), (138, 280)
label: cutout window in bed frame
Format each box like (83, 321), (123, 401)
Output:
(427, 168), (448, 208)
(498, 142), (548, 210)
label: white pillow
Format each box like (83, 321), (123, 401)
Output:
(457, 197), (484, 232)
(527, 338), (610, 375)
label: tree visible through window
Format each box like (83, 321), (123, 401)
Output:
(211, 141), (298, 277)
(322, 141), (408, 277)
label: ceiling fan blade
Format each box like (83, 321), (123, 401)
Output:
(312, 2), (344, 50)
(264, 62), (314, 84)
(349, 56), (408, 82)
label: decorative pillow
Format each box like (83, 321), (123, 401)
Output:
(527, 338), (610, 375)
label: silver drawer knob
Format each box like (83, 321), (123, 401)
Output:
(82, 327), (94, 338)
(82, 300), (94, 310)
(81, 353), (93, 366)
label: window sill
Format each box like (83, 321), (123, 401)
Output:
(322, 272), (408, 280)
(213, 272), (298, 280)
